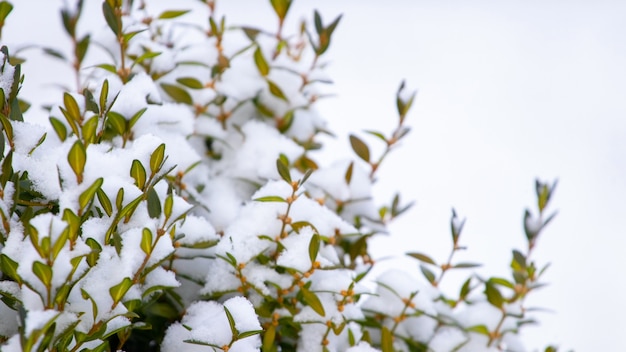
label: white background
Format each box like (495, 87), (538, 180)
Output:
(7, 1), (626, 351)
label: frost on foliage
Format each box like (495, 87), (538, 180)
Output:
(162, 297), (261, 352)
(0, 0), (556, 351)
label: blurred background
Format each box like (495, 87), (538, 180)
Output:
(6, 1), (626, 350)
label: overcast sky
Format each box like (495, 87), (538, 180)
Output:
(7, 1), (626, 351)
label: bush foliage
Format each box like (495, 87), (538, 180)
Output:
(0, 1), (560, 351)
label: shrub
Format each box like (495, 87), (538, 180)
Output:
(0, 0), (560, 351)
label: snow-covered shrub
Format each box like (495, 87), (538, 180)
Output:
(0, 0), (561, 351)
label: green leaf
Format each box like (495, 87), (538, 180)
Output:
(489, 277), (515, 289)
(308, 233), (320, 263)
(300, 286), (325, 317)
(158, 10), (190, 19)
(147, 187), (161, 218)
(51, 229), (69, 261)
(407, 252), (437, 265)
(349, 134), (370, 162)
(267, 79), (288, 101)
(466, 324), (490, 336)
(277, 110), (294, 133)
(484, 281), (504, 309)
(269, 0), (292, 20)
(380, 326), (394, 352)
(163, 194), (173, 219)
(420, 264), (436, 285)
(253, 196), (286, 202)
(128, 107), (147, 129)
(453, 262), (482, 269)
(63, 92), (81, 122)
(102, 1), (120, 36)
(238, 329), (263, 339)
(96, 63), (118, 74)
(0, 2), (14, 23)
(119, 194), (143, 223)
(79, 177), (103, 211)
(459, 277), (472, 299)
(109, 277), (132, 304)
(76, 34), (91, 64)
(96, 188), (113, 217)
(32, 261), (53, 287)
(130, 159), (147, 189)
(343, 161), (354, 185)
(140, 228), (152, 255)
(62, 209), (80, 242)
(99, 79), (109, 111)
(224, 306), (238, 338)
(106, 111), (127, 136)
(276, 158), (291, 183)
(0, 112), (13, 141)
(85, 238), (101, 267)
(0, 254), (20, 283)
(176, 77), (204, 89)
(150, 143), (166, 175)
(160, 83), (192, 105)
(68, 140), (86, 183)
(82, 115), (98, 145)
(254, 47), (270, 76)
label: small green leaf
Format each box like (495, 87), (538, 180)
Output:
(76, 34), (91, 64)
(79, 177), (103, 211)
(420, 264), (436, 285)
(140, 228), (153, 255)
(300, 286), (325, 317)
(147, 187), (161, 218)
(223, 306), (238, 338)
(267, 79), (288, 101)
(0, 254), (20, 283)
(253, 196), (286, 202)
(459, 277), (472, 299)
(407, 252), (437, 265)
(96, 188), (113, 217)
(0, 2), (14, 23)
(63, 92), (82, 123)
(0, 112), (13, 141)
(269, 0), (292, 20)
(349, 135), (370, 162)
(102, 1), (120, 36)
(176, 77), (204, 89)
(128, 107), (147, 129)
(96, 63), (118, 74)
(277, 110), (294, 133)
(100, 79), (109, 110)
(308, 233), (320, 263)
(32, 261), (53, 287)
(237, 329), (263, 340)
(489, 277), (515, 289)
(344, 161), (354, 184)
(160, 83), (192, 105)
(381, 326), (394, 352)
(68, 140), (86, 183)
(62, 208), (80, 242)
(109, 277), (132, 304)
(163, 194), (173, 219)
(276, 158), (291, 183)
(85, 238), (101, 267)
(150, 143), (166, 175)
(158, 10), (190, 19)
(106, 111), (127, 135)
(254, 47), (270, 76)
(130, 159), (147, 189)
(453, 262), (482, 269)
(82, 115), (98, 145)
(466, 324), (490, 336)
(484, 281), (504, 309)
